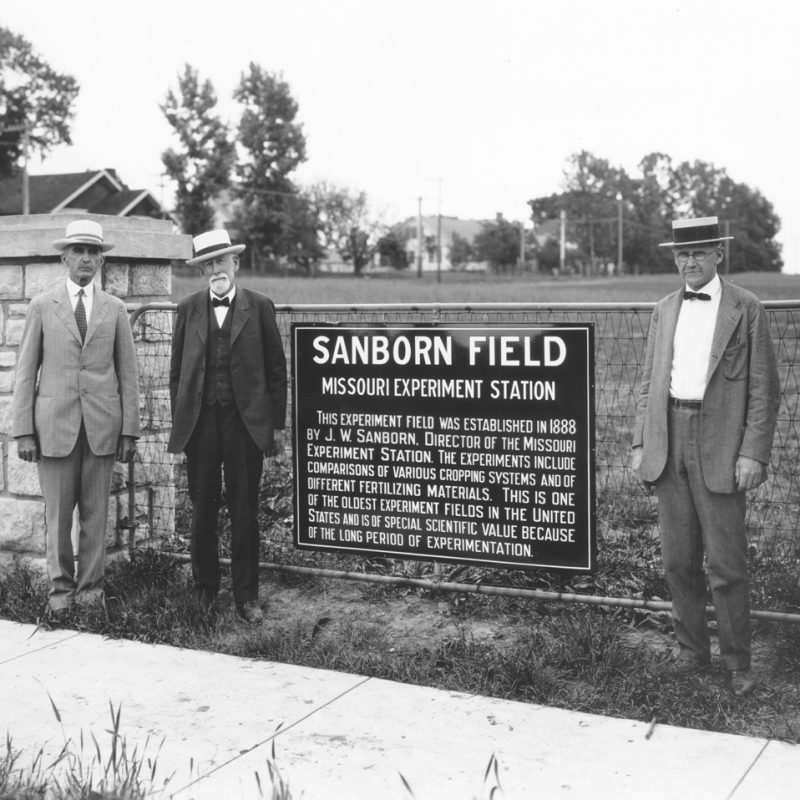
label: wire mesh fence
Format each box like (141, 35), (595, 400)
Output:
(130, 301), (800, 615)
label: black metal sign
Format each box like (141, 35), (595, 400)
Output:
(292, 323), (595, 571)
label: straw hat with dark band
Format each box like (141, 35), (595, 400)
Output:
(659, 216), (733, 248)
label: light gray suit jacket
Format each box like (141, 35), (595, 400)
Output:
(633, 279), (779, 493)
(13, 282), (140, 457)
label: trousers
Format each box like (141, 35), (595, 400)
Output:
(655, 406), (751, 671)
(186, 403), (264, 605)
(38, 424), (115, 610)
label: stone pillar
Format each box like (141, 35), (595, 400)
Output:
(0, 213), (191, 566)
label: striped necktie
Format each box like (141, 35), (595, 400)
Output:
(75, 289), (87, 341)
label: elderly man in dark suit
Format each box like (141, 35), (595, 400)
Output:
(13, 220), (140, 615)
(168, 229), (287, 623)
(632, 216), (779, 696)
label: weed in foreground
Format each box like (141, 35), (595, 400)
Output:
(399, 752), (504, 800)
(0, 732), (53, 799)
(1, 699), (173, 800)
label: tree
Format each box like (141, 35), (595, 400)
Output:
(0, 26), (79, 177)
(232, 64), (308, 271)
(376, 228), (411, 269)
(667, 159), (781, 272)
(161, 64), (236, 235)
(271, 192), (325, 272)
(534, 237), (562, 274)
(528, 150), (783, 275)
(308, 181), (384, 275)
(473, 215), (521, 272)
(449, 231), (474, 269)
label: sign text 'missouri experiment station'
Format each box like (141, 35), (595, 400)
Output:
(292, 324), (595, 571)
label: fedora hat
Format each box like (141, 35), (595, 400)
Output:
(659, 216), (733, 248)
(186, 229), (245, 266)
(52, 220), (114, 252)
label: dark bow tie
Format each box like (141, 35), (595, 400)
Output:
(684, 291), (711, 301)
(212, 296), (230, 307)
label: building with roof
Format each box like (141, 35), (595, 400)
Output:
(395, 215), (488, 272)
(0, 169), (169, 219)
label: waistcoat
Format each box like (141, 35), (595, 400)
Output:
(204, 298), (235, 406)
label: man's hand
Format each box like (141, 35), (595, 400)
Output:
(17, 435), (40, 463)
(735, 455), (767, 492)
(630, 446), (644, 480)
(116, 435), (137, 463)
(266, 430), (286, 458)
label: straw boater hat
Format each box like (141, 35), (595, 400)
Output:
(186, 229), (246, 266)
(659, 216), (734, 248)
(52, 220), (114, 252)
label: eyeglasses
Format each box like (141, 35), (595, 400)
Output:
(674, 249), (718, 265)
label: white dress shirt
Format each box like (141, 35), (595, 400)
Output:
(66, 277), (94, 322)
(210, 285), (236, 326)
(669, 274), (722, 400)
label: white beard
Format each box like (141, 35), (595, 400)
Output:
(209, 274), (231, 295)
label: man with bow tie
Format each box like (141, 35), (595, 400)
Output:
(632, 216), (779, 696)
(168, 229), (287, 624)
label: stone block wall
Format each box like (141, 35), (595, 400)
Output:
(0, 213), (191, 565)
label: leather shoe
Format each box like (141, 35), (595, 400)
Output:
(238, 600), (263, 624)
(729, 670), (756, 697)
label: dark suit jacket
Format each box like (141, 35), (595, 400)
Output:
(633, 279), (779, 493)
(167, 287), (287, 454)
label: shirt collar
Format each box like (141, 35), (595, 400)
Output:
(684, 273), (721, 298)
(209, 285), (236, 304)
(66, 277), (94, 297)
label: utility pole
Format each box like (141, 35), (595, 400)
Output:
(518, 221), (525, 271)
(21, 125), (30, 215)
(724, 219), (731, 274)
(436, 178), (442, 284)
(416, 197), (423, 279)
(616, 192), (623, 275)
(559, 209), (566, 274)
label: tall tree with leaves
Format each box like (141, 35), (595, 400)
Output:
(376, 227), (411, 269)
(449, 231), (474, 269)
(529, 150), (782, 275)
(232, 64), (308, 271)
(161, 64), (235, 235)
(668, 159), (781, 272)
(308, 181), (383, 274)
(0, 26), (79, 177)
(473, 215), (521, 273)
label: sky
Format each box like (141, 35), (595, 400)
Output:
(5, 0), (800, 272)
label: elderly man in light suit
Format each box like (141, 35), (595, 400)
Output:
(632, 216), (779, 696)
(168, 229), (287, 624)
(13, 220), (140, 615)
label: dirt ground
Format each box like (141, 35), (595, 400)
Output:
(263, 575), (519, 652)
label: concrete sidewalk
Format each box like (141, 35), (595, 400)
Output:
(1, 620), (797, 799)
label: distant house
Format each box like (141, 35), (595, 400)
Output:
(397, 215), (488, 272)
(0, 169), (169, 219)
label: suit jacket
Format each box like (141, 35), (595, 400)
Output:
(633, 279), (779, 493)
(13, 282), (141, 457)
(168, 287), (287, 454)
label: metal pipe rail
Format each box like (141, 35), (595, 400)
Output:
(161, 552), (800, 625)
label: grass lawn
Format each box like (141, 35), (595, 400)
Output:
(170, 268), (800, 305)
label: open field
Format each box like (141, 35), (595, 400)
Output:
(171, 269), (800, 305)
